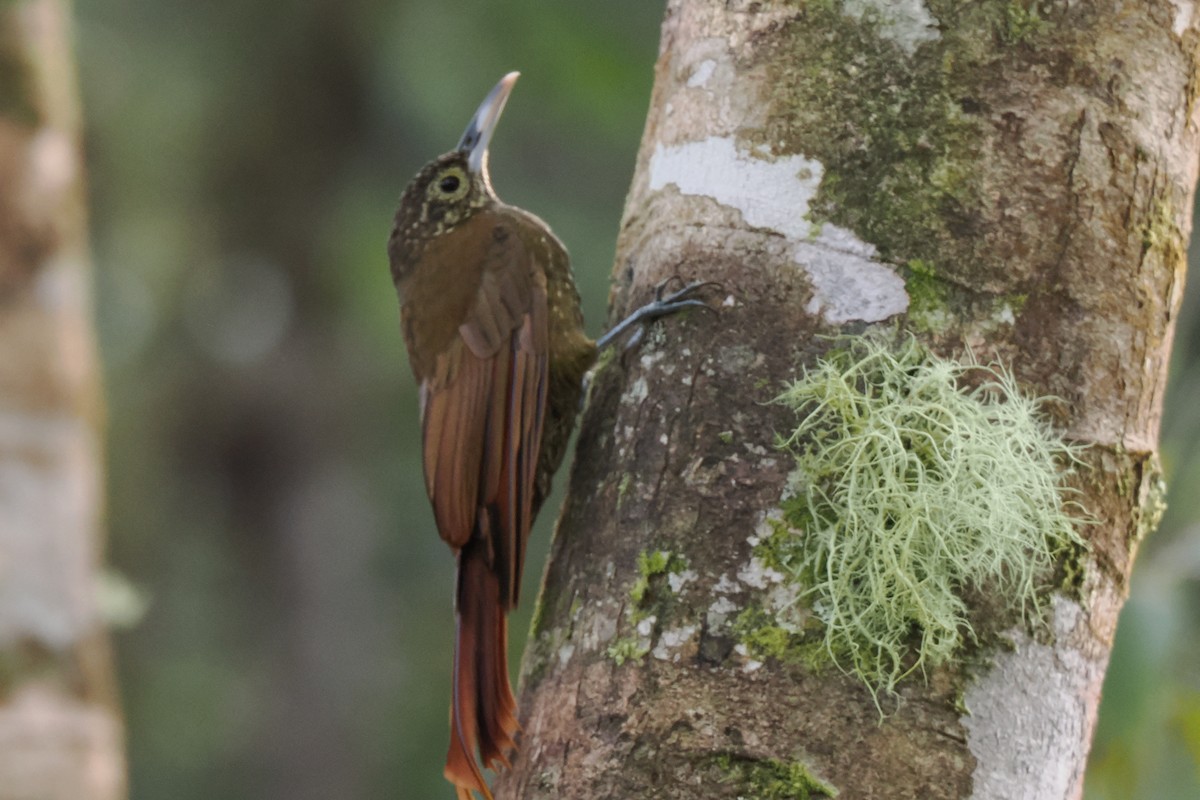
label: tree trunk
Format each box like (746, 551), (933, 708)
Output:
(0, 2), (124, 798)
(497, 2), (1198, 798)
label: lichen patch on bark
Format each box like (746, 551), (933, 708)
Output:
(648, 137), (824, 241)
(841, 0), (941, 55)
(962, 595), (1104, 800)
(647, 135), (909, 323)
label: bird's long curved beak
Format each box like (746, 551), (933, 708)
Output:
(457, 72), (519, 175)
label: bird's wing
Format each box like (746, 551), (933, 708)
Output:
(417, 212), (549, 609)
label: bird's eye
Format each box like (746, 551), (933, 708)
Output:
(426, 165), (468, 204)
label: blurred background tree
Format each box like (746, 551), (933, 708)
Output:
(70, 0), (1199, 798)
(0, 1), (122, 798)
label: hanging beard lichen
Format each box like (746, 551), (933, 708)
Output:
(772, 336), (1088, 699)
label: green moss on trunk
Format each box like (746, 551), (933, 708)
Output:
(703, 752), (839, 799)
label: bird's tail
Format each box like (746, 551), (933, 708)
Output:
(444, 540), (519, 800)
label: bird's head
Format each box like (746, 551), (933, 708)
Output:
(391, 72), (519, 266)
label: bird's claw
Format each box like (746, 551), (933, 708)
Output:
(653, 276), (724, 306)
(595, 276), (724, 352)
(643, 278), (723, 325)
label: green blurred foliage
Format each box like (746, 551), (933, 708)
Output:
(78, 2), (661, 798)
(73, 1), (1199, 798)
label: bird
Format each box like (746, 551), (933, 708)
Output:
(388, 72), (713, 800)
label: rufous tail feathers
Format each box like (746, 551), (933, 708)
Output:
(444, 541), (519, 800)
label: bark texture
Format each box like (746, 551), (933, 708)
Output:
(497, 2), (1199, 799)
(0, 2), (124, 798)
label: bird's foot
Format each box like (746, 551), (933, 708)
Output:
(596, 277), (722, 351)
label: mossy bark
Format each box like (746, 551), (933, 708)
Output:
(0, 2), (124, 798)
(497, 2), (1198, 798)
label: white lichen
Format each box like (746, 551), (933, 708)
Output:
(581, 604), (619, 652)
(626, 376), (648, 404)
(649, 136), (908, 324)
(842, 0), (941, 55)
(652, 624), (699, 661)
(706, 596), (740, 629)
(687, 59), (717, 87)
(556, 643), (575, 667)
(640, 349), (664, 370)
(649, 137), (823, 241)
(962, 596), (1095, 800)
(737, 555), (785, 590)
(668, 568), (698, 593)
(713, 574), (740, 594)
(1171, 0), (1196, 36)
(733, 643), (764, 673)
(797, 233), (910, 324)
